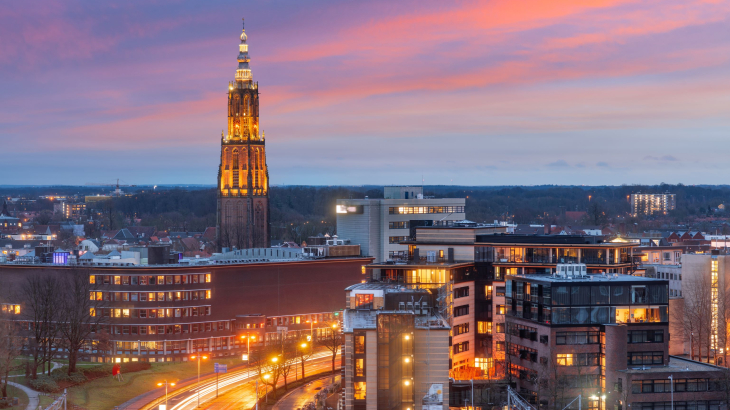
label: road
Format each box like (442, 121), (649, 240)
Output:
(272, 376), (339, 410)
(141, 352), (339, 410)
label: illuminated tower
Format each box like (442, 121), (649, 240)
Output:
(216, 19), (270, 250)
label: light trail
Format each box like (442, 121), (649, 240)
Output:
(160, 352), (337, 410)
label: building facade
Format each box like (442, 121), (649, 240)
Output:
(336, 187), (465, 262)
(217, 20), (270, 251)
(0, 256), (371, 363)
(342, 282), (450, 410)
(631, 193), (676, 217)
(503, 269), (725, 410)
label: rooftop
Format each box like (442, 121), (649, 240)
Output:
(344, 308), (449, 331)
(622, 356), (726, 374)
(507, 272), (667, 284)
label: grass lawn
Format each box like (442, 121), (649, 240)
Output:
(67, 357), (243, 410)
(3, 383), (29, 410)
(38, 394), (58, 408)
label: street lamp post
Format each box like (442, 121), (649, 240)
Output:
(299, 342), (308, 380)
(190, 354), (208, 407)
(669, 375), (674, 410)
(263, 374), (271, 403)
(156, 380), (175, 410)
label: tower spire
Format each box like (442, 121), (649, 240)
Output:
(235, 17), (252, 83)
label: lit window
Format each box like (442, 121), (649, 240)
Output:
(205, 274), (211, 283)
(90, 308), (96, 317)
(355, 358), (364, 376)
(122, 309), (130, 318)
(557, 354), (573, 366)
(206, 290), (212, 299)
(89, 276), (96, 284)
(114, 276), (121, 285)
(354, 382), (366, 400)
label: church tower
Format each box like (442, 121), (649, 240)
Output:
(216, 19), (270, 250)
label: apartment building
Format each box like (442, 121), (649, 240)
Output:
(631, 193), (676, 217)
(342, 282), (450, 410)
(504, 267), (726, 410)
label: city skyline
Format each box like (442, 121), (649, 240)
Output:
(2, 0), (729, 186)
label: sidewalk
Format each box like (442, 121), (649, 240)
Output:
(6, 381), (39, 410)
(272, 376), (340, 410)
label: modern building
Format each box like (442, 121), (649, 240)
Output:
(342, 282), (450, 410)
(336, 187), (465, 262)
(504, 267), (726, 410)
(631, 193), (676, 217)
(366, 229), (639, 381)
(216, 20), (270, 251)
(0, 252), (372, 363)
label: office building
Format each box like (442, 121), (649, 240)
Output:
(503, 267), (725, 410)
(61, 202), (87, 220)
(336, 187), (465, 262)
(342, 282), (450, 410)
(216, 20), (270, 251)
(631, 193), (676, 217)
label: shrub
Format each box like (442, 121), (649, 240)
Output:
(29, 375), (59, 393)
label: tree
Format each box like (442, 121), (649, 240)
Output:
(317, 323), (342, 375)
(252, 341), (291, 401)
(297, 338), (314, 380)
(20, 273), (60, 379)
(0, 310), (21, 398)
(57, 268), (107, 374)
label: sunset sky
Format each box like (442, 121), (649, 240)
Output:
(2, 0), (729, 186)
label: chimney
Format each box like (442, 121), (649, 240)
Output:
(544, 224), (551, 235)
(448, 248), (455, 263)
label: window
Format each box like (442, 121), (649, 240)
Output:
(628, 330), (664, 343)
(496, 305), (505, 315)
(454, 286), (469, 298)
(89, 276), (95, 284)
(454, 305), (469, 317)
(206, 274), (211, 283)
(114, 276), (121, 285)
(389, 236), (409, 244)
(454, 341), (469, 354)
(389, 221), (409, 229)
(477, 321), (492, 335)
(355, 358), (365, 376)
(495, 323), (505, 333)
(496, 342), (505, 351)
(556, 331), (600, 345)
(557, 353), (600, 366)
(496, 287), (505, 297)
(628, 351), (663, 365)
(355, 294), (374, 309)
(353, 382), (366, 400)
(454, 323), (469, 336)
(355, 335), (365, 354)
(206, 290), (212, 299)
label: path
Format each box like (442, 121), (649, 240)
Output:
(6, 381), (39, 410)
(272, 376), (339, 410)
(8, 361), (63, 378)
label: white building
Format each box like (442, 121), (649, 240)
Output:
(336, 187), (465, 262)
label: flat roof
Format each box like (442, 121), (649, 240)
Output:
(367, 260), (473, 269)
(622, 356), (726, 374)
(506, 273), (667, 284)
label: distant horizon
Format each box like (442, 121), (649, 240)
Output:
(2, 1), (729, 185)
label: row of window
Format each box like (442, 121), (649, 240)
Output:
(454, 341), (469, 354)
(628, 330), (664, 343)
(389, 221), (409, 229)
(454, 286), (469, 298)
(507, 343), (537, 362)
(556, 331), (601, 345)
(388, 206), (464, 215)
(628, 351), (663, 365)
(454, 305), (469, 317)
(632, 379), (719, 394)
(110, 321), (229, 335)
(94, 306), (211, 318)
(91, 290), (211, 302)
(632, 401), (721, 410)
(556, 353), (601, 366)
(90, 274), (211, 285)
(388, 236), (409, 244)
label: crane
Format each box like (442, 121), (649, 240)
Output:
(85, 179), (137, 196)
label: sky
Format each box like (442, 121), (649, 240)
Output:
(1, 0), (729, 186)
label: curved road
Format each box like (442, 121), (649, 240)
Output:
(137, 352), (339, 410)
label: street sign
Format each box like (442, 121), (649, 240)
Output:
(214, 363), (227, 373)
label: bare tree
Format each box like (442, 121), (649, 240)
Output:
(317, 323), (341, 374)
(252, 342), (288, 402)
(683, 274), (713, 362)
(58, 268), (107, 374)
(0, 310), (22, 398)
(20, 274), (61, 379)
(297, 337), (314, 380)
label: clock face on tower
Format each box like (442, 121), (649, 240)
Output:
(217, 19), (270, 251)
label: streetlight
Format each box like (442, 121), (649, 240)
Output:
(156, 380), (175, 410)
(241, 333), (257, 363)
(263, 373), (271, 403)
(190, 354), (208, 407)
(299, 342), (309, 380)
(306, 319), (317, 341)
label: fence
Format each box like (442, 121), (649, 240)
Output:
(44, 389), (67, 410)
